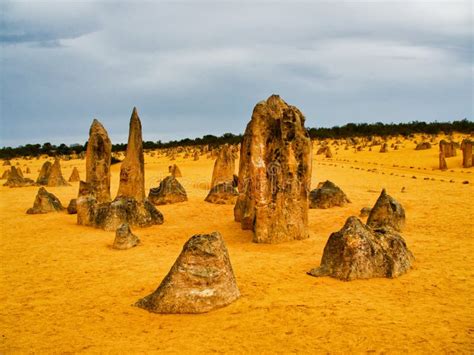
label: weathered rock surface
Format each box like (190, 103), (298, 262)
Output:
(307, 217), (414, 281)
(36, 161), (52, 185)
(136, 232), (240, 313)
(234, 95), (312, 243)
(113, 223), (140, 250)
(439, 140), (456, 157)
(3, 166), (36, 187)
(84, 119), (112, 203)
(309, 180), (350, 209)
(68, 167), (81, 182)
(47, 158), (70, 187)
(461, 139), (473, 168)
(116, 108), (145, 201)
(205, 182), (238, 204)
(1, 170), (10, 179)
(148, 176), (188, 205)
(359, 207), (372, 217)
(26, 187), (64, 214)
(439, 151), (448, 170)
(168, 164), (182, 178)
(67, 199), (77, 214)
(77, 111), (164, 231)
(367, 189), (405, 232)
(210, 145), (235, 188)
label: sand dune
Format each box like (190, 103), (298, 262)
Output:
(0, 134), (473, 352)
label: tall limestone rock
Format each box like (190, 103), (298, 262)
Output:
(461, 139), (473, 168)
(210, 144), (235, 188)
(234, 95), (312, 243)
(77, 109), (164, 231)
(85, 119), (112, 203)
(36, 161), (52, 185)
(116, 107), (145, 201)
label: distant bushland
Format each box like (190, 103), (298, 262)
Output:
(1, 119), (472, 159)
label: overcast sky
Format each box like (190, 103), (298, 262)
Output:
(0, 0), (472, 147)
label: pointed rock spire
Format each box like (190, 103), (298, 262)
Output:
(116, 107), (145, 201)
(85, 119), (112, 203)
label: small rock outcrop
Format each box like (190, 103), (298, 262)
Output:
(68, 167), (81, 182)
(307, 217), (414, 281)
(3, 166), (36, 187)
(67, 199), (77, 214)
(148, 176), (188, 205)
(135, 232), (240, 314)
(309, 181), (350, 209)
(36, 161), (52, 185)
(234, 95), (312, 243)
(205, 182), (238, 204)
(169, 164), (182, 178)
(113, 223), (140, 250)
(47, 158), (70, 187)
(366, 189), (405, 232)
(415, 142), (431, 150)
(359, 207), (372, 217)
(26, 187), (64, 214)
(210, 144), (235, 189)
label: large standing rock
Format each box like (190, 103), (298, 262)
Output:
(68, 167), (81, 182)
(47, 158), (70, 187)
(439, 140), (456, 158)
(136, 232), (240, 314)
(113, 223), (140, 250)
(234, 95), (312, 243)
(116, 107), (145, 201)
(461, 139), (473, 168)
(3, 166), (36, 187)
(439, 151), (448, 170)
(77, 110), (164, 231)
(307, 217), (414, 281)
(309, 180), (350, 209)
(84, 119), (112, 203)
(36, 161), (52, 185)
(366, 189), (405, 232)
(148, 176), (188, 205)
(26, 187), (64, 214)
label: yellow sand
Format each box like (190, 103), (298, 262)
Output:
(1, 134), (473, 353)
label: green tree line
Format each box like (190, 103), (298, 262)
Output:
(1, 119), (472, 159)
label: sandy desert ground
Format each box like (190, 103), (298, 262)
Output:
(0, 134), (473, 353)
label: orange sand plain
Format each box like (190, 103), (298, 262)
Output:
(1, 134), (473, 353)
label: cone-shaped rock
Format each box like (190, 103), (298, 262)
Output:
(3, 166), (36, 187)
(67, 198), (77, 214)
(85, 119), (112, 203)
(168, 164), (182, 178)
(1, 170), (10, 179)
(367, 189), (405, 232)
(68, 167), (81, 182)
(210, 144), (235, 188)
(148, 176), (187, 205)
(234, 95), (312, 243)
(113, 223), (140, 250)
(308, 217), (414, 281)
(309, 180), (350, 209)
(205, 182), (238, 204)
(136, 232), (240, 314)
(26, 187), (64, 214)
(47, 158), (70, 187)
(36, 161), (52, 185)
(117, 107), (145, 201)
